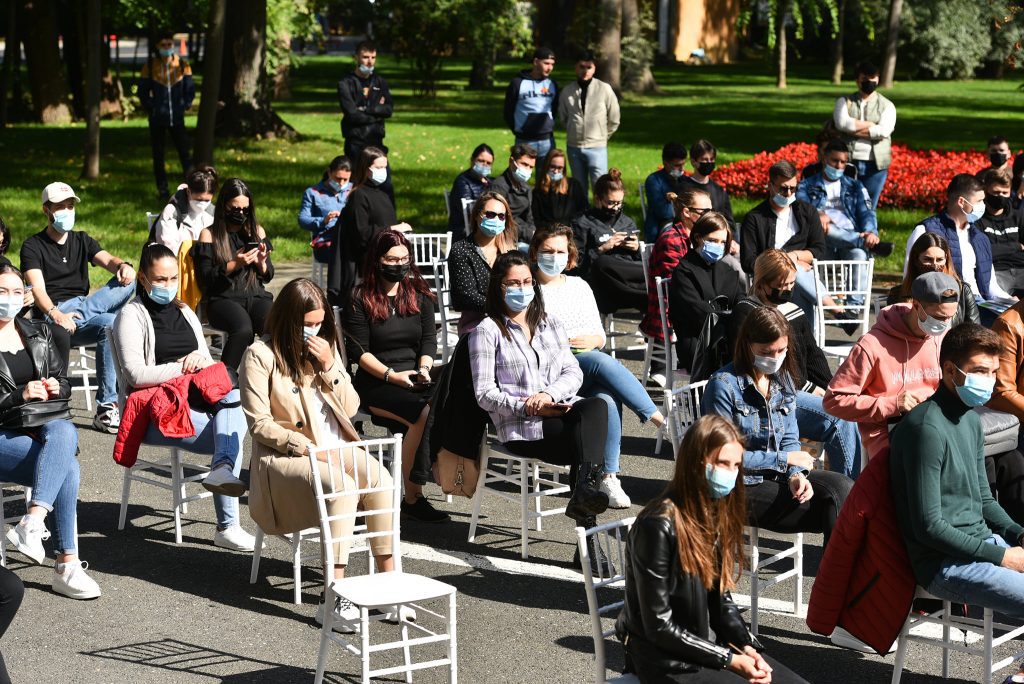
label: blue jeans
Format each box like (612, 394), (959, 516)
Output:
(566, 146), (608, 199)
(141, 389), (246, 528)
(576, 350), (659, 473)
(927, 534), (1024, 620)
(516, 135), (555, 161)
(0, 420), (80, 553)
(825, 227), (869, 306)
(854, 159), (889, 210)
(792, 265), (819, 319)
(51, 276), (135, 407)
(795, 391), (862, 478)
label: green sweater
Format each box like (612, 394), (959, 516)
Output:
(890, 383), (1024, 585)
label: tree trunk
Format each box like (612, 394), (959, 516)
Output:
(82, 0), (101, 179)
(468, 49), (496, 90)
(536, 0), (576, 57)
(0, 0), (18, 126)
(216, 0), (295, 139)
(60, 1), (86, 120)
(195, 0), (227, 166)
(776, 0), (788, 89)
(621, 0), (659, 93)
(880, 0), (902, 88)
(596, 0), (622, 91)
(20, 0), (72, 123)
(271, 30), (292, 100)
(830, 0), (846, 85)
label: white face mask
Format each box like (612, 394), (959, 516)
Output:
(919, 311), (950, 337)
(303, 324), (322, 341)
(188, 199), (211, 216)
(753, 351), (786, 375)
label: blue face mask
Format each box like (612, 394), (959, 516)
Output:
(357, 64), (374, 76)
(537, 253), (569, 277)
(705, 463), (738, 499)
(52, 209), (75, 233)
(773, 192), (796, 208)
(504, 286), (535, 312)
(699, 241), (726, 264)
(513, 164), (532, 183)
(473, 163), (491, 178)
(0, 295), (21, 321)
(370, 167), (388, 185)
(328, 179), (349, 193)
(823, 164), (844, 181)
(954, 364), (995, 407)
(965, 199), (985, 223)
(148, 282), (178, 306)
(479, 217), (506, 237)
(549, 171), (564, 183)
(303, 324), (321, 341)
(159, 47), (175, 58)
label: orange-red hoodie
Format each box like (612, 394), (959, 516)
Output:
(823, 303), (943, 460)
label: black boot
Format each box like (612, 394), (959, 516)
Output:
(573, 516), (617, 577)
(565, 462), (609, 522)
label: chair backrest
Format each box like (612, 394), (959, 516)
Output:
(407, 232), (453, 270)
(812, 258), (874, 346)
(655, 277), (675, 380)
(461, 198), (475, 236)
(576, 517), (635, 684)
(665, 380), (709, 454)
(309, 436), (404, 574)
(433, 258), (457, 364)
(640, 242), (654, 292)
(443, 188), (451, 219)
(637, 181), (647, 222)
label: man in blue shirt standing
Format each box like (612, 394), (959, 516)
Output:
(504, 47), (558, 160)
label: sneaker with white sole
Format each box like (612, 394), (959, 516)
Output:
(5, 515), (50, 564)
(382, 604), (417, 624)
(52, 559), (101, 599)
(213, 525), (257, 552)
(599, 474), (632, 509)
(92, 403), (120, 434)
(316, 596), (359, 634)
(202, 464), (246, 497)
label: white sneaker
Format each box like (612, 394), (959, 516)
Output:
(830, 626), (895, 654)
(382, 604), (417, 624)
(202, 464), (246, 497)
(649, 373), (667, 388)
(6, 515), (50, 564)
(92, 403), (120, 434)
(599, 474), (632, 509)
(52, 559), (102, 599)
(213, 525), (257, 552)
(316, 596), (359, 634)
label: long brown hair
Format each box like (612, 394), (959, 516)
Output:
(688, 211), (733, 253)
(350, 146), (387, 190)
(469, 191), (518, 253)
(639, 414), (747, 590)
(732, 306), (798, 385)
(264, 278), (342, 383)
(897, 232), (961, 299)
(210, 178), (262, 290)
(537, 148), (568, 195)
(354, 230), (435, 322)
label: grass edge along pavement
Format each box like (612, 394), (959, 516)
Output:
(0, 58), (1022, 285)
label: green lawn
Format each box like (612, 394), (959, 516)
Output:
(0, 57), (1022, 285)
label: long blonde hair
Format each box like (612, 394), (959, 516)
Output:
(752, 249), (797, 302)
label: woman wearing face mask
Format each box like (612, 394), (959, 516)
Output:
(0, 265), (101, 599)
(730, 250), (863, 478)
(193, 178), (274, 370)
(343, 231), (447, 523)
(703, 306), (853, 546)
(616, 414), (810, 684)
(153, 166), (219, 311)
(530, 224), (664, 509)
(113, 243), (256, 551)
(571, 168), (646, 314)
(448, 144), (494, 240)
(469, 251), (611, 568)
(667, 212), (745, 374)
(532, 149), (587, 230)
(887, 232), (979, 327)
(448, 191), (518, 336)
(299, 156), (352, 265)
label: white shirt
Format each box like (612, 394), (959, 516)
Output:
(832, 95), (897, 162)
(156, 206), (215, 256)
(773, 206), (797, 249)
(308, 386), (345, 447)
(823, 179), (855, 233)
(905, 222), (1014, 301)
(537, 275), (606, 348)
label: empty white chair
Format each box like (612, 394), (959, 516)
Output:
(406, 231), (452, 272)
(576, 518), (640, 684)
(310, 436), (457, 684)
(812, 258), (874, 361)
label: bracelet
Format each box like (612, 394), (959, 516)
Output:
(419, 365), (431, 373)
(47, 306), (57, 316)
(383, 368), (393, 383)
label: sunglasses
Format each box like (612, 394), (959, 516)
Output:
(687, 206), (712, 216)
(482, 210), (507, 221)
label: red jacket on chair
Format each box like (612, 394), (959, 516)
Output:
(805, 448), (916, 654)
(113, 363), (234, 468)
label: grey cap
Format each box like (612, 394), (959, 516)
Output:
(911, 271), (960, 304)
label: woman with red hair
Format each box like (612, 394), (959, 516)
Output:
(343, 230), (447, 522)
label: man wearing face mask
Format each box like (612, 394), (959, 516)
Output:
(504, 47), (559, 160)
(975, 167), (1024, 298)
(825, 272), (958, 462)
(983, 135), (1014, 177)
(138, 33), (195, 200)
(832, 61), (896, 210)
(676, 139), (734, 225)
(490, 143), (538, 245)
(338, 41), (394, 206)
(22, 182), (136, 433)
(643, 142), (688, 243)
(558, 50), (619, 199)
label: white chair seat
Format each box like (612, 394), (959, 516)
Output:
(332, 570), (456, 608)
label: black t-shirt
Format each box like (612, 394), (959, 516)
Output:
(142, 292), (199, 364)
(1, 348), (33, 386)
(344, 292), (436, 372)
(20, 229), (102, 304)
(977, 207), (1024, 270)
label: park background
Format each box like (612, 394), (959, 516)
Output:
(0, 0), (1022, 284)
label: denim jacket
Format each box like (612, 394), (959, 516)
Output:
(701, 363), (805, 485)
(796, 173), (878, 236)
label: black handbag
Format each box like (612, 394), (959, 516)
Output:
(0, 398), (72, 430)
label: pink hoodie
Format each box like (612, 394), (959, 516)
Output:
(823, 303), (944, 460)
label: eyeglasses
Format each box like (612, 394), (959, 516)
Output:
(605, 200), (624, 209)
(502, 279), (533, 288)
(482, 210), (507, 221)
(686, 206), (712, 216)
(381, 256), (411, 265)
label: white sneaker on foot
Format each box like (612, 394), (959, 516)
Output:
(649, 373), (667, 388)
(382, 604), (417, 624)
(6, 515), (50, 564)
(92, 403), (120, 434)
(213, 525), (257, 552)
(316, 596), (359, 633)
(52, 559), (101, 599)
(202, 464), (246, 497)
(599, 474), (632, 509)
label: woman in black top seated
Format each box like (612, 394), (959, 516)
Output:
(617, 413), (808, 684)
(193, 178), (274, 370)
(532, 148), (587, 229)
(344, 230), (447, 523)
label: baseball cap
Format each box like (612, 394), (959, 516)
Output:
(41, 182), (81, 205)
(911, 271), (959, 304)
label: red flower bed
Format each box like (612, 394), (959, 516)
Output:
(715, 142), (994, 210)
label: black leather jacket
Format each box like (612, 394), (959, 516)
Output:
(616, 514), (761, 678)
(0, 318), (71, 420)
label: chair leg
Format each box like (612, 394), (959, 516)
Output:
(532, 462), (543, 533)
(793, 533), (804, 615)
(449, 592), (458, 684)
(654, 425), (664, 454)
(520, 459), (530, 560)
(749, 528), (760, 636)
(361, 606), (371, 684)
(118, 466), (133, 530)
(314, 596), (333, 684)
(983, 608), (994, 684)
(640, 337), (653, 384)
(890, 621), (911, 684)
(171, 453), (184, 545)
(292, 532), (303, 605)
(467, 452), (489, 543)
(941, 600), (951, 679)
(249, 528), (265, 585)
(401, 615), (413, 684)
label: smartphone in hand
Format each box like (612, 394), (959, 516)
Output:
(245, 241), (261, 252)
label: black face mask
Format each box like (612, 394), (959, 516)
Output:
(379, 263), (411, 282)
(597, 207), (621, 223)
(225, 208), (249, 225)
(985, 193), (1011, 213)
(859, 79), (878, 95)
(990, 152), (1009, 167)
(767, 288), (793, 305)
(696, 161), (716, 176)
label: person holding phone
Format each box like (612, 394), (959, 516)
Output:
(469, 250), (611, 570)
(343, 230), (446, 523)
(193, 178), (274, 370)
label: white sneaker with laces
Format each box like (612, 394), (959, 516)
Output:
(599, 474), (632, 509)
(6, 515), (50, 564)
(382, 604), (417, 624)
(649, 373), (667, 388)
(213, 525), (257, 552)
(52, 559), (102, 599)
(92, 403), (120, 434)
(316, 596), (359, 634)
(202, 464), (246, 497)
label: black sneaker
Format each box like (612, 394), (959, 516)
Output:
(832, 309), (861, 336)
(870, 241), (895, 258)
(401, 495), (450, 523)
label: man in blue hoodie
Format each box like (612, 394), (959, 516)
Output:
(504, 47), (558, 160)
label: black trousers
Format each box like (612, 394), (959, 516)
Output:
(206, 296), (273, 370)
(0, 567), (23, 684)
(626, 652), (808, 684)
(504, 396), (607, 483)
(149, 122), (191, 195)
(745, 470), (853, 546)
(589, 256), (647, 314)
(987, 448), (1024, 526)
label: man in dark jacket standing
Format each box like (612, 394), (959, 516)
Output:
(138, 34), (195, 200)
(490, 143), (538, 246)
(504, 48), (558, 160)
(338, 41), (395, 205)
